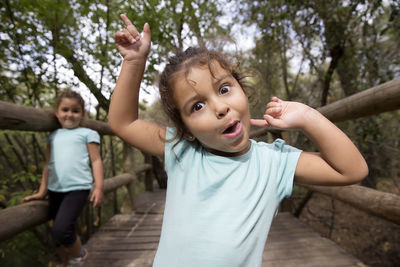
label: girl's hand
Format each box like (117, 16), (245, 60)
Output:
(250, 96), (313, 130)
(90, 189), (103, 208)
(22, 193), (45, 203)
(115, 14), (151, 62)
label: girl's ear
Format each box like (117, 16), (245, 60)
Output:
(183, 133), (195, 142)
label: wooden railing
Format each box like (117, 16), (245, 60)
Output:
(0, 78), (399, 245)
(0, 100), (113, 134)
(0, 102), (153, 242)
(0, 167), (151, 242)
(300, 184), (400, 225)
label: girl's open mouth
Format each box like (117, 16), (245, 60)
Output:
(222, 121), (243, 138)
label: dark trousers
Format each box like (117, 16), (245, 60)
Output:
(48, 190), (89, 247)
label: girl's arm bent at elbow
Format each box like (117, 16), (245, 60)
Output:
(109, 16), (165, 157)
(294, 108), (368, 185)
(295, 151), (368, 186)
(112, 118), (166, 157)
(251, 97), (368, 186)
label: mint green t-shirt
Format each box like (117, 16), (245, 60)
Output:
(47, 127), (100, 192)
(153, 128), (302, 267)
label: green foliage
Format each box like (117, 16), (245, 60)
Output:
(1, 0), (228, 113)
(0, 0), (399, 265)
(0, 230), (48, 267)
(238, 0), (400, 106)
(0, 170), (41, 206)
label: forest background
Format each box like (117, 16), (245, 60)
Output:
(0, 0), (399, 266)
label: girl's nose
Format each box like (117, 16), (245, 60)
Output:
(215, 103), (230, 119)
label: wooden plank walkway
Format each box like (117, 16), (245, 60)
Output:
(84, 187), (367, 267)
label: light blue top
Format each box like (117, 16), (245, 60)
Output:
(47, 127), (100, 192)
(153, 127), (302, 267)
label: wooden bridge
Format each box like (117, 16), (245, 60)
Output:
(83, 187), (366, 267)
(0, 79), (399, 266)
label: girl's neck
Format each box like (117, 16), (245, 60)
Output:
(204, 140), (251, 157)
(61, 126), (81, 130)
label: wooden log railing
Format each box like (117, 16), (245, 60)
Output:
(317, 78), (400, 122)
(0, 164), (151, 242)
(0, 100), (113, 134)
(0, 101), (156, 243)
(0, 78), (399, 245)
(301, 184), (400, 225)
(250, 78), (400, 138)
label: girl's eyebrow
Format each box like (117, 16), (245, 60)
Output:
(212, 74), (232, 87)
(182, 95), (199, 112)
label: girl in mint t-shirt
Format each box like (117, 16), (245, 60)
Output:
(108, 14), (368, 267)
(23, 90), (104, 267)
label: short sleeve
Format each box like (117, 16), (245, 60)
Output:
(164, 127), (195, 172)
(86, 129), (100, 144)
(272, 139), (302, 201)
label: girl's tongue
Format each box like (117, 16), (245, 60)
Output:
(223, 121), (242, 138)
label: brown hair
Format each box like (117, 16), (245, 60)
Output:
(55, 89), (85, 113)
(158, 47), (251, 143)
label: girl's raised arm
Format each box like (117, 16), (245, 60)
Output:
(251, 97), (368, 186)
(108, 14), (165, 157)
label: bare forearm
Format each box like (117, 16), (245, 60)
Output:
(301, 108), (368, 181)
(92, 159), (104, 191)
(108, 59), (146, 132)
(38, 166), (49, 196)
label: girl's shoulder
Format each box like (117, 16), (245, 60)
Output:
(250, 140), (302, 182)
(252, 138), (302, 155)
(77, 127), (100, 143)
(47, 127), (100, 143)
(77, 127), (99, 135)
(49, 127), (99, 135)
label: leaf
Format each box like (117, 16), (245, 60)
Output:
(93, 216), (100, 227)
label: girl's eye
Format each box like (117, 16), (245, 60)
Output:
(61, 108), (69, 112)
(192, 102), (205, 112)
(219, 85), (230, 95)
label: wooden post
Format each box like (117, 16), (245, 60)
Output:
(109, 136), (118, 214)
(123, 142), (136, 211)
(144, 153), (153, 192)
(151, 156), (168, 189)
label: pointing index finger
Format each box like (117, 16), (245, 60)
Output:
(120, 14), (133, 27)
